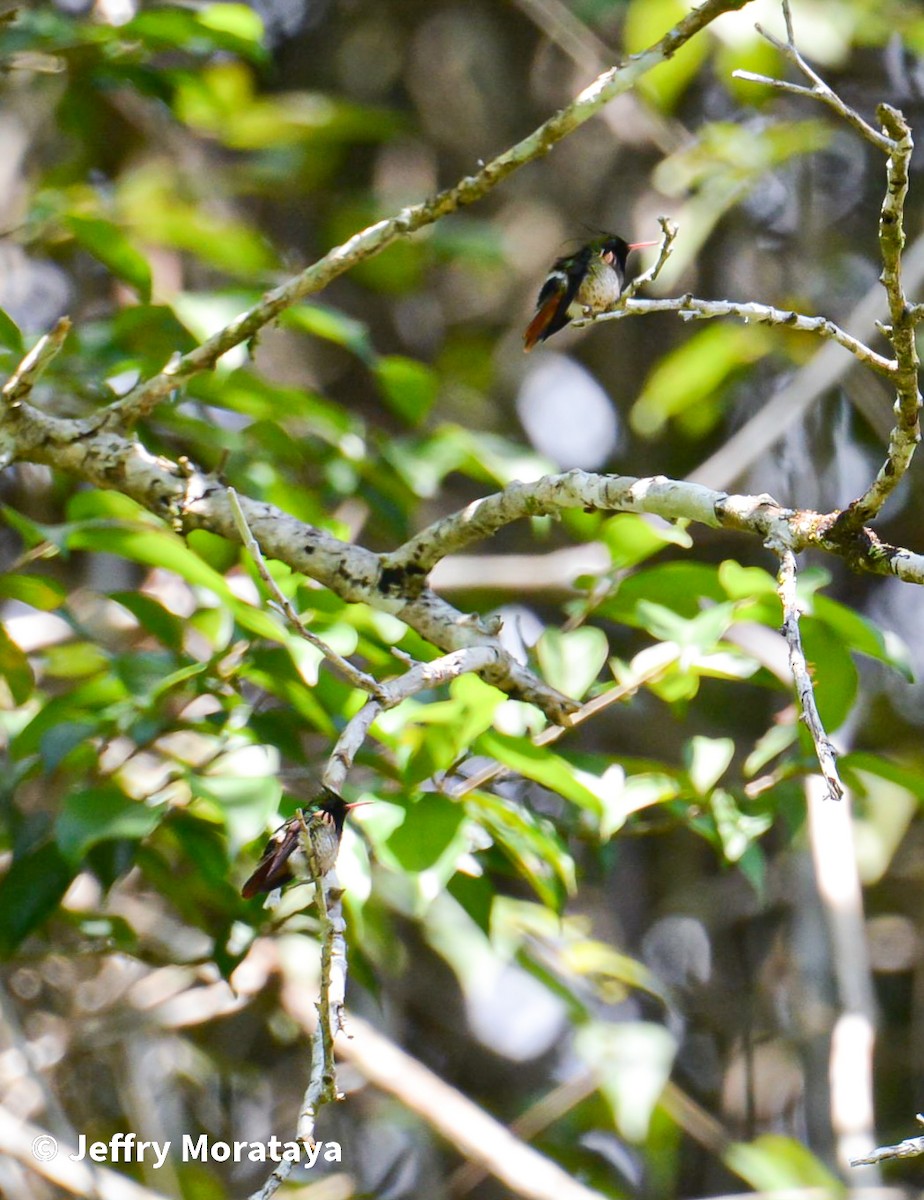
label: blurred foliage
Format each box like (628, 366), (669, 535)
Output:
(2, 1), (924, 1198)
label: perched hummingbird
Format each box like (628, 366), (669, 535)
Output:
(523, 235), (658, 351)
(241, 790), (362, 899)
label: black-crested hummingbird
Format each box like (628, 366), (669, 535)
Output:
(523, 234), (657, 351)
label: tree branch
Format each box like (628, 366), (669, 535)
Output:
(595, 294), (896, 375)
(88, 0), (753, 428)
(730, 0), (921, 524)
(852, 1115), (924, 1166)
(227, 485), (384, 699)
(774, 547), (843, 801)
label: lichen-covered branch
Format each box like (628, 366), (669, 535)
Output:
(775, 547), (844, 801)
(2, 402), (577, 721)
(733, 0), (893, 153)
(227, 485), (384, 700)
(594, 295), (896, 376)
(0, 316), (71, 425)
(733, 0), (921, 526)
(852, 1115), (924, 1166)
(841, 102), (922, 526)
(325, 646), (500, 790)
(382, 468), (924, 584)
(93, 0), (753, 427)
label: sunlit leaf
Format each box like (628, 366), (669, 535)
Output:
(0, 625), (34, 704)
(375, 356), (439, 425)
(576, 1021), (676, 1141)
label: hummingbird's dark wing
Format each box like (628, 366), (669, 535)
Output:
(241, 816), (303, 898)
(523, 247), (590, 351)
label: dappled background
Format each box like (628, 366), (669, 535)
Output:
(3, 0), (924, 1198)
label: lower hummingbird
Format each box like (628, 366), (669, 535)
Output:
(523, 234), (658, 351)
(241, 789), (364, 899)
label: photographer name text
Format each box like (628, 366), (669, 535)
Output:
(70, 1132), (341, 1168)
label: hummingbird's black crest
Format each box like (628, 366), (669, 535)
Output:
(241, 788), (352, 899)
(523, 233), (657, 351)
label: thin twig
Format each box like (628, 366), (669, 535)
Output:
(735, 0), (893, 152)
(325, 645), (501, 789)
(594, 295), (896, 376)
(851, 1115), (924, 1166)
(248, 836), (346, 1200)
(616, 215), (678, 304)
(226, 486), (383, 697)
(2, 317), (71, 408)
(774, 547), (843, 801)
(448, 648), (681, 800)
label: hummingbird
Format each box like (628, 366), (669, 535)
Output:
(241, 790), (362, 899)
(523, 234), (658, 351)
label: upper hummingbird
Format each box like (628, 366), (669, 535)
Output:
(523, 234), (658, 352)
(241, 789), (363, 898)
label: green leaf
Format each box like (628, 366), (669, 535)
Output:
(0, 843), (75, 958)
(283, 303), (375, 363)
(65, 215), (152, 302)
(0, 306), (24, 353)
(599, 562), (725, 625)
(536, 627), (609, 701)
(197, 3), (264, 44)
(468, 791), (575, 906)
(40, 721), (99, 772)
(631, 323), (772, 438)
(599, 771), (682, 839)
(812, 593), (913, 679)
(375, 356), (439, 425)
(686, 736), (735, 794)
(0, 625), (34, 704)
(576, 1021), (676, 1141)
(56, 786), (165, 862)
(110, 592), (185, 650)
(799, 616), (857, 731)
(708, 790), (773, 863)
(624, 0), (709, 111)
(601, 512), (692, 570)
(0, 573), (66, 610)
(476, 730), (603, 812)
(725, 1135), (842, 1192)
(384, 794), (467, 874)
(65, 521), (283, 642)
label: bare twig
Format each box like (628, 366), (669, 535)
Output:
(851, 1115), (924, 1166)
(325, 645), (500, 789)
(774, 547), (843, 801)
(2, 317), (71, 409)
(734, 0), (892, 152)
(248, 837), (347, 1200)
(614, 215), (678, 304)
(597, 295), (896, 376)
(329, 1012), (612, 1200)
(226, 486), (383, 698)
(839, 103), (921, 526)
